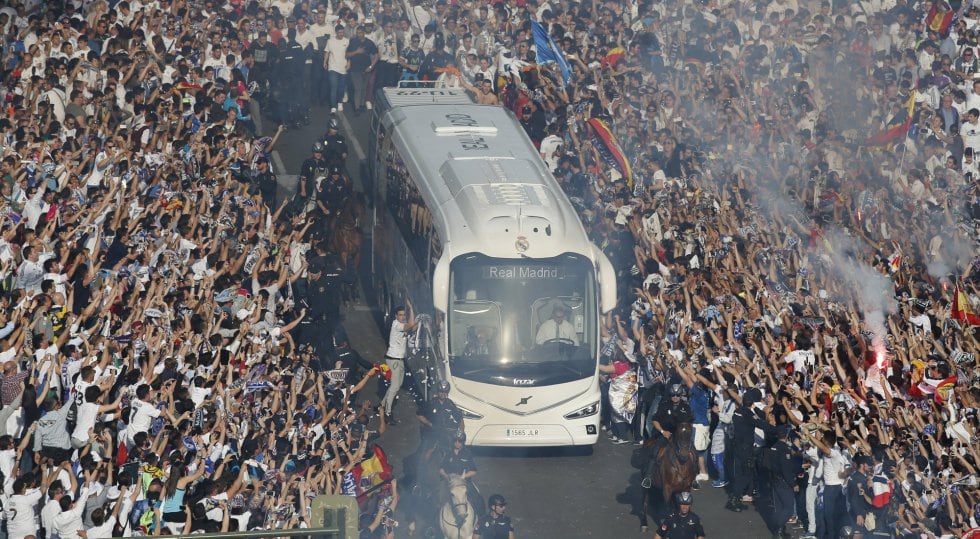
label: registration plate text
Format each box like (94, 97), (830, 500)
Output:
(505, 428), (540, 437)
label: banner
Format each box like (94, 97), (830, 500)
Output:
(587, 117), (633, 188)
(531, 20), (571, 86)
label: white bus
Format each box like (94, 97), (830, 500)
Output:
(368, 85), (616, 446)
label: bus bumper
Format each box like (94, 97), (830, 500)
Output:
(467, 421), (600, 447)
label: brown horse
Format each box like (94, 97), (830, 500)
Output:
(639, 422), (697, 531)
(329, 194), (365, 303)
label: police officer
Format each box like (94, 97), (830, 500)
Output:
(317, 166), (351, 216)
(728, 388), (766, 513)
(654, 492), (705, 539)
(768, 425), (800, 539)
(642, 383), (693, 489)
(416, 380), (463, 459)
(299, 143), (330, 201)
(330, 325), (374, 388)
(251, 157), (278, 207)
(418, 32), (454, 80)
(321, 118), (348, 166)
(474, 494), (516, 539)
(439, 430), (481, 523)
(439, 430), (476, 481)
(304, 251), (343, 360)
(846, 455), (874, 534)
(282, 26), (311, 126)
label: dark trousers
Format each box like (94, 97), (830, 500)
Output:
(376, 61), (400, 89)
(819, 485), (846, 539)
(350, 70), (369, 109)
(771, 479), (796, 531)
(794, 481), (809, 529)
(731, 445), (754, 499)
(312, 58), (329, 105)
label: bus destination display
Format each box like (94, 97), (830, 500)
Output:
(482, 265), (564, 279)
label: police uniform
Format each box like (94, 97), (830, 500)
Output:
(656, 510), (705, 539)
(299, 156), (329, 197)
(474, 514), (514, 539)
(652, 399), (693, 437)
(250, 164), (278, 207)
(304, 257), (343, 359)
(333, 344), (374, 386)
(769, 438), (800, 535)
(321, 131), (348, 166)
(730, 403), (765, 506)
(440, 446), (477, 477)
(419, 396), (463, 451)
(318, 173), (351, 215)
(643, 399), (694, 484)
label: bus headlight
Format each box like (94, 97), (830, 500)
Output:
(563, 401), (600, 420)
(458, 405), (484, 420)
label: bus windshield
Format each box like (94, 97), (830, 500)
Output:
(448, 253), (598, 386)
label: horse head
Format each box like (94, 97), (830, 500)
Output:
(673, 423), (694, 463)
(447, 475), (469, 505)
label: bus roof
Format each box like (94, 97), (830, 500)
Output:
(384, 104), (591, 261)
(380, 86), (474, 107)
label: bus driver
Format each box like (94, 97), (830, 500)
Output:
(535, 304), (579, 346)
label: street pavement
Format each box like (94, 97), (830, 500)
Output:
(264, 102), (775, 539)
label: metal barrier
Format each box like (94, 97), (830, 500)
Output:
(168, 496), (358, 539)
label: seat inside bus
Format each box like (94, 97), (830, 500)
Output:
(532, 297), (584, 343)
(450, 300), (501, 355)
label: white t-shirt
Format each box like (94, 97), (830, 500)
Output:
(72, 401), (100, 441)
(326, 36), (350, 73)
(5, 489), (43, 539)
(85, 516), (117, 539)
(385, 318), (408, 359)
(128, 398), (162, 435)
(0, 449), (15, 481)
(41, 498), (61, 537)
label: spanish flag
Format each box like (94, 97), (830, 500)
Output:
(601, 47), (626, 70)
(952, 285), (980, 326)
(926, 0), (955, 36)
(587, 117), (633, 188)
(866, 92), (916, 146)
(352, 444), (393, 502)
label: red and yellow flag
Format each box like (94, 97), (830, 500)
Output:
(926, 1), (955, 35)
(952, 285), (980, 326)
(587, 117), (633, 188)
(601, 47), (626, 69)
(866, 92), (916, 146)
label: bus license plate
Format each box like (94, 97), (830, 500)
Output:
(506, 428), (539, 438)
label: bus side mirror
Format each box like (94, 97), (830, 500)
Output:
(593, 244), (617, 314)
(433, 255), (450, 313)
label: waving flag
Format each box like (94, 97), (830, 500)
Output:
(531, 20), (571, 87)
(601, 47), (626, 69)
(352, 444), (393, 502)
(952, 285), (980, 326)
(866, 92), (916, 146)
(871, 475), (893, 508)
(587, 117), (633, 188)
(926, 0), (955, 36)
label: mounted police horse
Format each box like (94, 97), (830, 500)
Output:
(439, 474), (476, 539)
(638, 422), (697, 531)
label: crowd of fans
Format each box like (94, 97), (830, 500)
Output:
(0, 0), (979, 538)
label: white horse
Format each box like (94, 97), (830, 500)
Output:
(439, 475), (475, 539)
